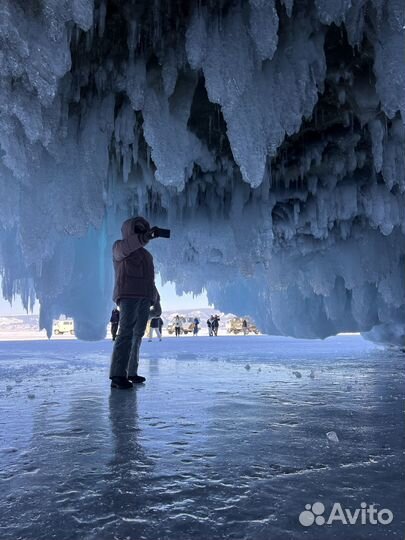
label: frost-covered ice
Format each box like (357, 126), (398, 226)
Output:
(0, 335), (404, 539)
(0, 1), (403, 345)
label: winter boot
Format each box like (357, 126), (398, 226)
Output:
(110, 376), (133, 389)
(128, 374), (146, 384)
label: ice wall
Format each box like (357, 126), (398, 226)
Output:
(0, 0), (404, 345)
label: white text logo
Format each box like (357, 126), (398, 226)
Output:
(299, 502), (394, 527)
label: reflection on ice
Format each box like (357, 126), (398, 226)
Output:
(0, 335), (403, 539)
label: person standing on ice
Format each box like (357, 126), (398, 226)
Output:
(174, 315), (182, 337)
(109, 216), (161, 389)
(110, 307), (120, 341)
(157, 316), (163, 336)
(242, 319), (248, 336)
(148, 317), (162, 341)
(207, 317), (213, 336)
(212, 315), (220, 336)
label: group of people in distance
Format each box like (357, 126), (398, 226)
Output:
(207, 315), (220, 336)
(110, 308), (222, 341)
(173, 315), (200, 336)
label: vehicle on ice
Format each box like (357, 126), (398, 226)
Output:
(54, 319), (75, 335)
(226, 317), (259, 335)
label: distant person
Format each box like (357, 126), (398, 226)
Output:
(212, 315), (220, 336)
(242, 319), (248, 336)
(110, 307), (120, 341)
(207, 317), (213, 336)
(148, 316), (162, 341)
(157, 317), (164, 336)
(193, 317), (200, 336)
(174, 315), (182, 337)
(109, 216), (161, 389)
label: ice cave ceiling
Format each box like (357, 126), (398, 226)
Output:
(0, 0), (404, 344)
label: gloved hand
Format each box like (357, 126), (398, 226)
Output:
(149, 300), (162, 318)
(141, 227), (158, 244)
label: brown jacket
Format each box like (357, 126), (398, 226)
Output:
(112, 218), (159, 305)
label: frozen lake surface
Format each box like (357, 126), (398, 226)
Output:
(0, 335), (404, 539)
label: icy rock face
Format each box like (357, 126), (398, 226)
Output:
(0, 0), (404, 345)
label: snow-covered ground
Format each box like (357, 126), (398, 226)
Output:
(0, 335), (403, 539)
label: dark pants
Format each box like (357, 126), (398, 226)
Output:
(109, 298), (151, 378)
(175, 327), (181, 336)
(111, 323), (119, 340)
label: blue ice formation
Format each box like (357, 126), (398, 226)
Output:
(0, 0), (403, 345)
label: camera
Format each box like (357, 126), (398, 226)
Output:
(150, 227), (171, 239)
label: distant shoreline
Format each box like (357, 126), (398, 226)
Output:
(0, 313), (362, 342)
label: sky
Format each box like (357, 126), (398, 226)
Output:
(155, 275), (211, 310)
(0, 274), (211, 316)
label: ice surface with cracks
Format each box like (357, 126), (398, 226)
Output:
(0, 336), (404, 539)
(0, 0), (403, 345)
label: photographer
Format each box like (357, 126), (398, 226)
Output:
(109, 216), (165, 389)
